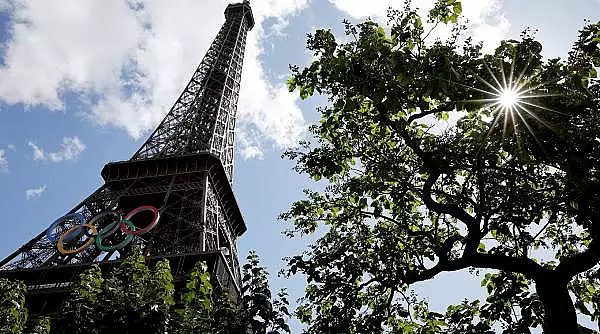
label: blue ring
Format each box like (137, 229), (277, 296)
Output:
(46, 213), (85, 243)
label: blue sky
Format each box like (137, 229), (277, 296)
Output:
(0, 0), (598, 331)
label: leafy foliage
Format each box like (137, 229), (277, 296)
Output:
(56, 245), (175, 333)
(242, 251), (291, 334)
(171, 261), (213, 333)
(0, 278), (27, 333)
(0, 248), (289, 333)
(55, 264), (104, 333)
(26, 317), (51, 334)
(283, 0), (600, 333)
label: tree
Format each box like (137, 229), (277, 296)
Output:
(283, 0), (600, 332)
(55, 265), (104, 333)
(0, 278), (50, 334)
(201, 251), (292, 334)
(0, 278), (27, 333)
(57, 245), (175, 334)
(25, 317), (50, 334)
(0, 247), (289, 333)
(51, 247), (289, 333)
(171, 251), (291, 334)
(241, 251), (291, 334)
(171, 261), (214, 333)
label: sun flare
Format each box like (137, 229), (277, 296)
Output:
(457, 57), (562, 145)
(498, 87), (521, 110)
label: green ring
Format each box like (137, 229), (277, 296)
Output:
(95, 220), (135, 252)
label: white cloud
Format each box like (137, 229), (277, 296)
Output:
(0, 149), (7, 171)
(6, 144), (15, 151)
(328, 0), (510, 52)
(0, 0), (308, 158)
(236, 3), (307, 157)
(28, 136), (85, 162)
(0, 0), (142, 110)
(237, 131), (264, 160)
(48, 137), (85, 162)
(28, 141), (45, 161)
(25, 184), (46, 200)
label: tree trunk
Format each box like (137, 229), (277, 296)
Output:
(535, 276), (579, 334)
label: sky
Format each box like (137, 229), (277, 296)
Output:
(0, 0), (598, 331)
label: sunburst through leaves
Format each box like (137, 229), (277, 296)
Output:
(461, 54), (563, 149)
(498, 87), (520, 109)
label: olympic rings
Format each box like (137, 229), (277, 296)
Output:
(46, 213), (85, 243)
(88, 211), (121, 234)
(45, 205), (160, 255)
(57, 224), (97, 255)
(95, 220), (136, 252)
(121, 206), (160, 235)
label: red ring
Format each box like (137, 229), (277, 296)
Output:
(121, 205), (160, 235)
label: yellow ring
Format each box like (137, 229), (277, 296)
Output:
(57, 224), (97, 255)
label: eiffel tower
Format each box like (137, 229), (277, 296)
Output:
(0, 1), (254, 314)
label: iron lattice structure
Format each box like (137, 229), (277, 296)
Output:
(0, 1), (254, 313)
(131, 0), (253, 182)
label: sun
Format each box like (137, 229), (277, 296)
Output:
(498, 87), (521, 110)
(456, 56), (561, 145)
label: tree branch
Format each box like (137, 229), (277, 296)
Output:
(467, 253), (546, 279)
(422, 171), (482, 256)
(530, 212), (557, 244)
(555, 240), (600, 281)
(406, 101), (453, 124)
(423, 171), (478, 228)
(402, 251), (546, 285)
